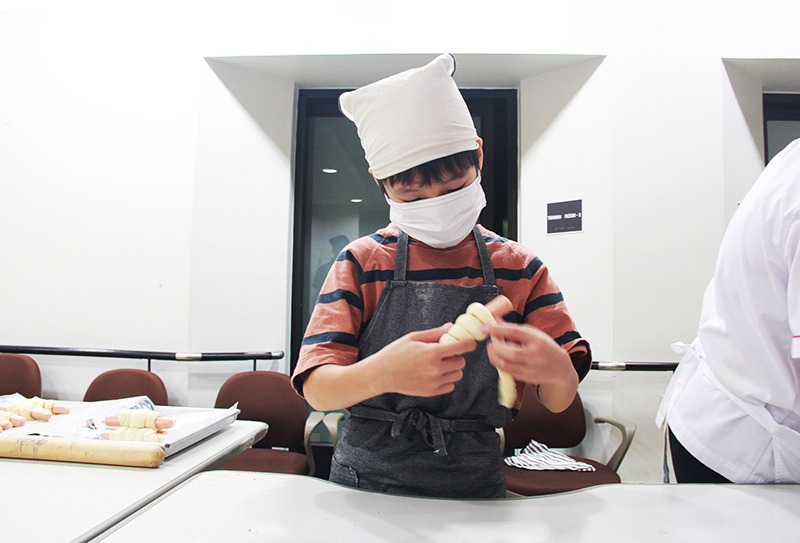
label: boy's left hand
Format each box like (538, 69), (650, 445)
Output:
(485, 321), (578, 412)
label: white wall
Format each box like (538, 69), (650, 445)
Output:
(0, 6), (200, 401)
(3, 1), (800, 482)
(186, 60), (295, 406)
(520, 57), (613, 360)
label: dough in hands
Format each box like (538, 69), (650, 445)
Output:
(440, 301), (518, 408)
(445, 318), (477, 342)
(454, 313), (486, 341)
(496, 368), (517, 409)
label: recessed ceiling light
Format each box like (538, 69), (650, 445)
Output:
(322, 168), (338, 174)
(351, 198), (363, 203)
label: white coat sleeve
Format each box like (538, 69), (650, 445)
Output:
(786, 208), (800, 359)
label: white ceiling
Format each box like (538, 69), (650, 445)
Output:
(206, 53), (800, 213)
(209, 53), (800, 93)
(207, 53), (605, 89)
(724, 58), (800, 93)
(206, 53), (606, 212)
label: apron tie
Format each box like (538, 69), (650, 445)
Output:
(351, 405), (495, 458)
(392, 408), (449, 457)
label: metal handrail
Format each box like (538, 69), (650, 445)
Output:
(0, 345), (284, 372)
(2, 345), (673, 372)
(591, 361), (678, 371)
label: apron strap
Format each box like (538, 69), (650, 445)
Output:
(395, 230), (409, 282)
(395, 226), (495, 286)
(351, 405), (494, 457)
(473, 225), (496, 286)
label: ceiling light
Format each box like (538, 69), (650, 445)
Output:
(322, 168), (338, 174)
(351, 198), (363, 203)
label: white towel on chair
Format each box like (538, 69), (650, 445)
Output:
(504, 439), (596, 471)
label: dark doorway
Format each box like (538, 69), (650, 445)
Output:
(290, 88), (518, 371)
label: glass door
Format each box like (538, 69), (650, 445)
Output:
(291, 89), (518, 370)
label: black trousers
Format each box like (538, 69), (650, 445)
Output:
(669, 428), (732, 483)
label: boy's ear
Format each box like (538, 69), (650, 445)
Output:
(477, 138), (484, 170)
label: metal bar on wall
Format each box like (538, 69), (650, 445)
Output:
(0, 345), (284, 372)
(591, 361), (678, 371)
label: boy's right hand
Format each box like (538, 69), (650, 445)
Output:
(303, 325), (476, 411)
(378, 325), (476, 397)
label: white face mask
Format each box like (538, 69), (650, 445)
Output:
(386, 174), (486, 248)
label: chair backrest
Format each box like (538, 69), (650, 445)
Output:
(0, 354), (42, 398)
(83, 368), (169, 405)
(502, 383), (586, 451)
(215, 371), (306, 449)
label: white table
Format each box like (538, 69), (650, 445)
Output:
(3, 420), (266, 543)
(96, 471), (800, 542)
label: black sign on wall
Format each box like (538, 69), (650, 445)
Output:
(547, 200), (582, 234)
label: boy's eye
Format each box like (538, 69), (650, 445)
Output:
(446, 180), (469, 194)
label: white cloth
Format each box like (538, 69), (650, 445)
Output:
(338, 54), (479, 180)
(657, 138), (800, 483)
(504, 439), (595, 472)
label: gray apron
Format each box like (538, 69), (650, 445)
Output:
(329, 226), (513, 498)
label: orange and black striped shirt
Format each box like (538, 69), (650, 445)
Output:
(292, 225), (591, 402)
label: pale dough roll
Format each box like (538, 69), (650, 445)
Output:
(118, 409), (162, 429)
(439, 332), (460, 344)
(442, 301), (518, 409)
(455, 313), (486, 341)
(0, 411), (25, 426)
(9, 401), (35, 421)
(465, 302), (494, 326)
(496, 368), (517, 409)
(30, 397), (55, 412)
(110, 427), (160, 443)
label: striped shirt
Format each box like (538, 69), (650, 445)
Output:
(293, 224), (591, 405)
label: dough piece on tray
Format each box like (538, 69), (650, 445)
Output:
(0, 397), (70, 421)
(0, 411), (27, 427)
(105, 409), (174, 430)
(4, 399), (51, 421)
(120, 409), (161, 429)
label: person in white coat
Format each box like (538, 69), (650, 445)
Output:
(657, 138), (800, 484)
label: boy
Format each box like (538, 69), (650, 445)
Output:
(292, 54), (590, 498)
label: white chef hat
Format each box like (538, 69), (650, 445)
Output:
(339, 54), (479, 180)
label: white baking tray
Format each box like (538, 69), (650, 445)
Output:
(0, 394), (240, 459)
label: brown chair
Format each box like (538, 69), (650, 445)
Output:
(501, 383), (636, 496)
(214, 371), (341, 476)
(0, 354), (42, 398)
(83, 368), (169, 405)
